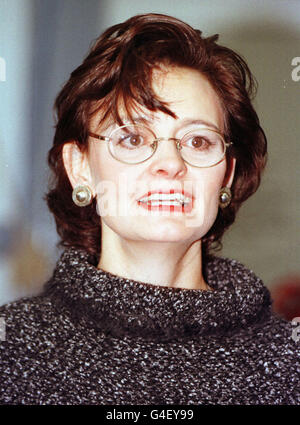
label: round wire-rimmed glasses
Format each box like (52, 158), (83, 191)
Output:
(88, 124), (232, 168)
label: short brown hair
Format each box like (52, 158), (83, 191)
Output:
(45, 13), (267, 264)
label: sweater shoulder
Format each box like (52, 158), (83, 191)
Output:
(0, 291), (75, 352)
(262, 310), (300, 342)
(205, 254), (262, 280)
(0, 292), (80, 404)
(0, 292), (57, 324)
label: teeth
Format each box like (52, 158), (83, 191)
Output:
(144, 200), (184, 206)
(138, 193), (191, 205)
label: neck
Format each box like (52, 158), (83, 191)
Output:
(98, 223), (210, 291)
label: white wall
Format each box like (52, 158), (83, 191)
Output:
(0, 0), (36, 302)
(0, 0), (102, 303)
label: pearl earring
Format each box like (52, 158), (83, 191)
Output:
(72, 185), (93, 207)
(219, 187), (232, 209)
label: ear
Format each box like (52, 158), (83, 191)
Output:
(62, 142), (94, 194)
(223, 156), (236, 188)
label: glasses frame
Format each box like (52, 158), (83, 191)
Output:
(88, 124), (233, 168)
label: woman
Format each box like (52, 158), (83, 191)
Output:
(0, 13), (298, 405)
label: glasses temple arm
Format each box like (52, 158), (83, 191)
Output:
(88, 132), (110, 141)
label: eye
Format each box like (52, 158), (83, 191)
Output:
(181, 128), (222, 152)
(190, 136), (208, 149)
(118, 132), (145, 149)
(184, 135), (212, 150)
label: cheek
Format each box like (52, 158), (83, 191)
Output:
(194, 166), (226, 223)
(205, 175), (224, 202)
(87, 149), (118, 218)
(88, 144), (123, 191)
(194, 164), (226, 201)
(88, 150), (138, 218)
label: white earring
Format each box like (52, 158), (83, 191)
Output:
(72, 185), (93, 207)
(219, 187), (232, 209)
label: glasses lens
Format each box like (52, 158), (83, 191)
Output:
(180, 128), (226, 167)
(109, 124), (155, 164)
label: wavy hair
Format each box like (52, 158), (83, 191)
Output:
(45, 13), (267, 264)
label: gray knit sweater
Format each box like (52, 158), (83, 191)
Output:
(0, 248), (299, 405)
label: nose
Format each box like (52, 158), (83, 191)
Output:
(149, 138), (187, 179)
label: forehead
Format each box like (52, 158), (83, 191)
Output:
(91, 66), (224, 132)
(152, 66), (223, 123)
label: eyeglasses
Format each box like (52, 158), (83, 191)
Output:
(88, 124), (232, 168)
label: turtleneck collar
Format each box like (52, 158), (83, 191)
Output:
(44, 248), (272, 342)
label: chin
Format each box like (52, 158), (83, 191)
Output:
(139, 220), (200, 242)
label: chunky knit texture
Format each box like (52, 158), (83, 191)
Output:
(0, 248), (299, 405)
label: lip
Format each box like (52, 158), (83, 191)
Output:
(137, 189), (194, 214)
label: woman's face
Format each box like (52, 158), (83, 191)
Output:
(86, 66), (235, 245)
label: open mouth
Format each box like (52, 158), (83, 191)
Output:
(137, 191), (193, 213)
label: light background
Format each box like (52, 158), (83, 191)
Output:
(0, 0), (299, 304)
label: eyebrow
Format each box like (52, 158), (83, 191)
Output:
(99, 116), (223, 136)
(128, 116), (222, 133)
